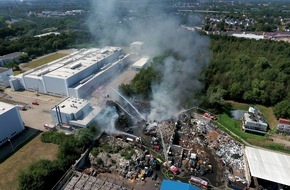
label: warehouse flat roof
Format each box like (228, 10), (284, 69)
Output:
(131, 57), (150, 69)
(71, 54), (130, 90)
(57, 97), (89, 114)
(245, 146), (290, 186)
(70, 106), (102, 128)
(0, 67), (9, 73)
(23, 47), (121, 79)
(0, 52), (24, 59)
(0, 102), (15, 114)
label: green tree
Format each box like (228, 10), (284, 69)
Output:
(18, 160), (62, 190)
(274, 100), (290, 119)
(18, 54), (30, 63)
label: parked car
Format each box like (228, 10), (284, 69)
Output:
(32, 101), (39, 105)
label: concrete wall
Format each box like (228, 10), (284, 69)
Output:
(0, 69), (13, 87)
(0, 106), (25, 146)
(23, 76), (46, 93)
(68, 87), (78, 98)
(51, 103), (91, 125)
(9, 77), (25, 91)
(74, 59), (124, 99)
(43, 76), (67, 96)
(51, 108), (73, 124)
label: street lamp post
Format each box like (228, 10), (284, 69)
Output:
(8, 139), (14, 152)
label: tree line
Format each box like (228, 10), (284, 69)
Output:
(0, 31), (91, 59)
(120, 35), (290, 119)
(205, 35), (290, 118)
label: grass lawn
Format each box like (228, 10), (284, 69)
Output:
(26, 53), (67, 68)
(256, 105), (277, 128)
(0, 134), (58, 190)
(13, 70), (24, 76)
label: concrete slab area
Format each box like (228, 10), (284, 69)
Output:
(3, 89), (65, 131)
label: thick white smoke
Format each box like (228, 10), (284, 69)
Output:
(95, 106), (119, 133)
(87, 0), (210, 121)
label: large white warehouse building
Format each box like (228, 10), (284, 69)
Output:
(51, 97), (102, 128)
(0, 102), (25, 146)
(9, 47), (131, 99)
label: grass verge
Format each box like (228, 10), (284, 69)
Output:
(13, 70), (24, 76)
(0, 134), (58, 190)
(26, 53), (67, 68)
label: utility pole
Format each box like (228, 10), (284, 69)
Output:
(8, 139), (14, 152)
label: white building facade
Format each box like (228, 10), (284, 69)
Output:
(9, 47), (131, 99)
(0, 67), (13, 87)
(0, 102), (25, 146)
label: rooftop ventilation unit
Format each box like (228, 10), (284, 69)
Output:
(70, 62), (82, 69)
(37, 69), (50, 76)
(101, 49), (108, 54)
(62, 58), (72, 65)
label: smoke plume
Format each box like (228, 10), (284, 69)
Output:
(95, 106), (119, 133)
(87, 0), (210, 121)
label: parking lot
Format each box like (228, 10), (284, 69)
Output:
(3, 89), (65, 131)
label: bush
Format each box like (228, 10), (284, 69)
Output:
(113, 146), (122, 153)
(41, 131), (68, 145)
(101, 144), (113, 153)
(121, 146), (135, 160)
(96, 158), (103, 165)
(91, 147), (100, 157)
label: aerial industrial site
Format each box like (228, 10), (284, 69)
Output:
(1, 42), (289, 190)
(1, 0), (290, 190)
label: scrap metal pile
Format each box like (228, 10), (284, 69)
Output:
(215, 137), (244, 171)
(142, 112), (246, 188)
(89, 135), (159, 182)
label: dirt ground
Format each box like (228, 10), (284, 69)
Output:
(3, 89), (65, 131)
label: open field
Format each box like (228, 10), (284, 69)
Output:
(25, 53), (68, 68)
(227, 100), (277, 128)
(0, 134), (58, 190)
